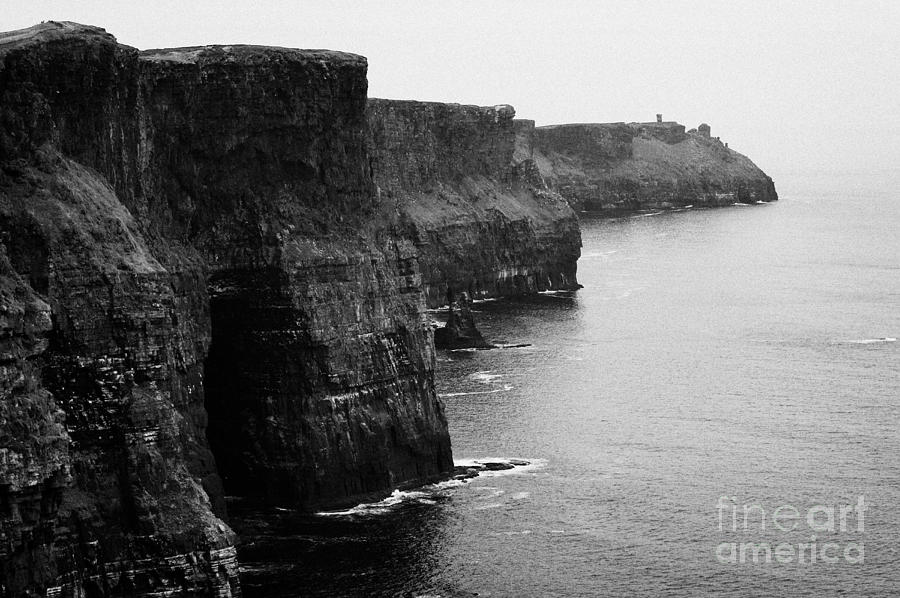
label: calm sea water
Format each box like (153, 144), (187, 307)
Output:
(236, 172), (900, 597)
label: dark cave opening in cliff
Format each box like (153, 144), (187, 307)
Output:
(201, 272), (322, 509)
(200, 265), (290, 513)
(202, 296), (258, 504)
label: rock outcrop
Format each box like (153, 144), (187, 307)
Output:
(433, 291), (492, 350)
(367, 100), (582, 307)
(527, 120), (777, 212)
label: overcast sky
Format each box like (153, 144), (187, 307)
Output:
(4, 1), (899, 176)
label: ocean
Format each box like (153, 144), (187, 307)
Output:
(235, 172), (900, 597)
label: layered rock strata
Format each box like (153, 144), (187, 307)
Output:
(528, 120), (777, 211)
(367, 100), (582, 307)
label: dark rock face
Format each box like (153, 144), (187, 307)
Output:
(138, 42), (452, 513)
(0, 152), (238, 597)
(1, 23), (239, 597)
(202, 241), (451, 511)
(0, 248), (69, 595)
(0, 21), (453, 596)
(529, 121), (777, 212)
(367, 100), (582, 307)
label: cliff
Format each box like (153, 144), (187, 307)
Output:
(0, 18), (773, 598)
(0, 22), (454, 597)
(528, 120), (777, 211)
(367, 99), (581, 307)
(0, 21), (587, 598)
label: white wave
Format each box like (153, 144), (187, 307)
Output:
(429, 478), (469, 491)
(316, 503), (389, 517)
(845, 337), (897, 344)
(470, 371), (502, 384)
(316, 476), (469, 517)
(538, 289), (573, 296)
(510, 492), (530, 500)
(439, 384), (513, 398)
(732, 202), (750, 206)
(474, 503), (503, 510)
(316, 458), (544, 517)
(490, 530), (532, 536)
(316, 488), (427, 516)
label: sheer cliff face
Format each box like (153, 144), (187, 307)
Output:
(0, 22), (451, 597)
(530, 122), (778, 211)
(1, 23), (239, 597)
(367, 100), (582, 307)
(138, 45), (451, 511)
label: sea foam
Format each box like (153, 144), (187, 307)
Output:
(315, 458), (543, 517)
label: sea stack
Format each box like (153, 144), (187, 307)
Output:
(434, 291), (493, 350)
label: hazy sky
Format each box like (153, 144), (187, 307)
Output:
(4, 1), (899, 176)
